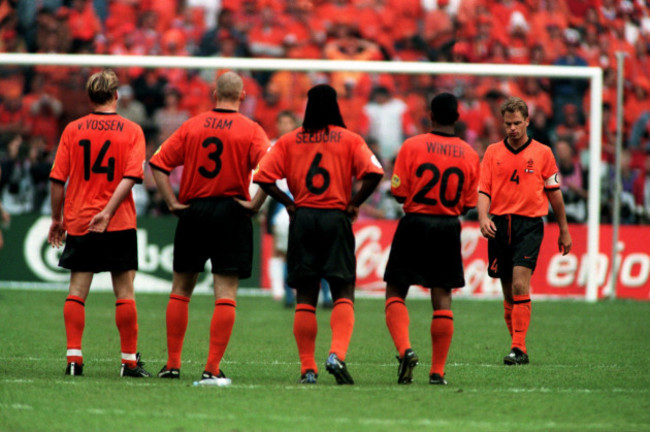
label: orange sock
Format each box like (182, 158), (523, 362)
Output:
(205, 299), (236, 376)
(430, 310), (454, 377)
(329, 299), (354, 361)
(166, 294), (190, 369)
(294, 304), (318, 374)
(64, 295), (85, 364)
(115, 299), (138, 368)
(503, 300), (514, 337)
(385, 297), (411, 357)
(511, 294), (531, 352)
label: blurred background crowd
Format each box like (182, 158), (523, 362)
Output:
(0, 0), (650, 224)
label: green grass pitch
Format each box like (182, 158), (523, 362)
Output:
(1, 289), (649, 431)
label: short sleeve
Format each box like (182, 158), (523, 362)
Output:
(124, 125), (146, 182)
(390, 143), (409, 199)
(149, 126), (186, 173)
(465, 151), (480, 208)
(351, 135), (384, 180)
(478, 147), (492, 196)
(249, 123), (270, 170)
(253, 138), (286, 184)
(50, 125), (71, 183)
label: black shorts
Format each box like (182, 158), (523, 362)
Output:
(487, 215), (544, 278)
(173, 197), (253, 278)
(287, 207), (355, 288)
(59, 229), (138, 273)
(384, 214), (465, 289)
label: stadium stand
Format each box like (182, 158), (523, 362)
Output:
(1, 0), (650, 222)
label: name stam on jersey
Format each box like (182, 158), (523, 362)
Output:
(203, 118), (233, 130)
(296, 130), (342, 144)
(78, 119), (124, 131)
(426, 141), (465, 158)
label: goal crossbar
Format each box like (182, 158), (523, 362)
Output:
(0, 53), (604, 301)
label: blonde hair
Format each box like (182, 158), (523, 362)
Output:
(500, 96), (529, 119)
(216, 71), (243, 101)
(86, 69), (119, 105)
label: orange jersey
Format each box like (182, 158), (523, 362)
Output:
(50, 112), (145, 235)
(479, 138), (560, 217)
(149, 109), (269, 203)
(391, 132), (480, 216)
(253, 126), (384, 210)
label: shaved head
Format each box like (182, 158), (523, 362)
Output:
(216, 72), (243, 101)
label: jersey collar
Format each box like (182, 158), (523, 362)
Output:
(212, 108), (237, 113)
(504, 137), (532, 154)
(92, 111), (118, 115)
(428, 131), (456, 137)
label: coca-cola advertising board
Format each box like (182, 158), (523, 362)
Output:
(261, 221), (650, 300)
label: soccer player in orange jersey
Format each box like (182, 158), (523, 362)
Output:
(478, 97), (572, 365)
(48, 69), (150, 378)
(149, 72), (269, 385)
(384, 93), (480, 385)
(254, 84), (384, 384)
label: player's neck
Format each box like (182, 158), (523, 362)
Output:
(432, 125), (455, 135)
(93, 101), (117, 114)
(215, 101), (240, 111)
(508, 134), (529, 149)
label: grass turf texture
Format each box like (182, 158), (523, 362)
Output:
(1, 289), (649, 432)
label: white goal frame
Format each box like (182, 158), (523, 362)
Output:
(0, 53), (604, 301)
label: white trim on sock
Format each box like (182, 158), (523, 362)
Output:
(121, 353), (137, 361)
(67, 349), (82, 357)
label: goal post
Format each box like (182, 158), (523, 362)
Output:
(0, 53), (604, 301)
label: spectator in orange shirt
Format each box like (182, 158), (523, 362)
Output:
(254, 82), (290, 140)
(247, 5), (286, 59)
(324, 24), (382, 93)
(67, 0), (101, 50)
(625, 78), (650, 133)
(283, 0), (326, 59)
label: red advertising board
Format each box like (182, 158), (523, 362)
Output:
(261, 221), (650, 300)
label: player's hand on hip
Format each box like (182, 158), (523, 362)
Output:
(479, 218), (497, 239)
(234, 197), (258, 215)
(88, 211), (111, 233)
(48, 220), (66, 248)
(346, 204), (359, 223)
(558, 230), (572, 255)
(170, 202), (190, 216)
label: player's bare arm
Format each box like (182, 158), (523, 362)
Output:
(234, 188), (268, 215)
(257, 181), (296, 217)
(347, 173), (382, 222)
(151, 167), (190, 215)
(48, 181), (66, 248)
(477, 192), (497, 239)
(546, 188), (572, 255)
(88, 178), (137, 233)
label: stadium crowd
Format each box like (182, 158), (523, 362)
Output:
(1, 0), (650, 223)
